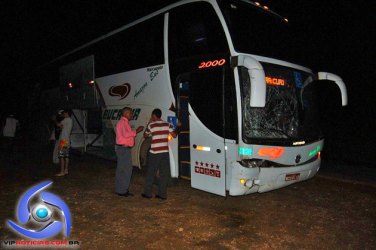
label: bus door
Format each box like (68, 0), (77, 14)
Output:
(176, 68), (227, 196)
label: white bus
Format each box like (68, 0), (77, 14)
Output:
(49, 0), (347, 196)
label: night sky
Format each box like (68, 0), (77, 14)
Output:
(1, 0), (375, 165)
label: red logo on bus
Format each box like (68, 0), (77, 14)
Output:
(109, 83), (131, 100)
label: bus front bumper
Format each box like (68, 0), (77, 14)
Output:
(228, 158), (321, 196)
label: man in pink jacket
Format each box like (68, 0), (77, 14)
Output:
(115, 107), (144, 197)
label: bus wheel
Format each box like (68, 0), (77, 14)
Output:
(139, 137), (151, 175)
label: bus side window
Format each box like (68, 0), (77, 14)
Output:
(168, 2), (229, 61)
(168, 2), (236, 140)
(189, 65), (237, 141)
(95, 14), (164, 77)
(189, 68), (224, 137)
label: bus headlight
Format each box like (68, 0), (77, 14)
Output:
(240, 178), (261, 187)
(240, 179), (248, 185)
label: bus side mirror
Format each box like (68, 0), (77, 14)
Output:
(235, 55), (266, 107)
(318, 72), (348, 106)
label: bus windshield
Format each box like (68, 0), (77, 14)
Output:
(218, 0), (301, 63)
(239, 65), (322, 144)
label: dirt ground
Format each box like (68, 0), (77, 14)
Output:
(0, 147), (375, 250)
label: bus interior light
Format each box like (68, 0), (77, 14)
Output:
(195, 37), (206, 42)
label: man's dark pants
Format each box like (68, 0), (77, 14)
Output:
(115, 146), (133, 194)
(143, 152), (170, 198)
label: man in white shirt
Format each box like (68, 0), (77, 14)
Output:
(56, 110), (73, 176)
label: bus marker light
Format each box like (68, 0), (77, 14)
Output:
(168, 134), (173, 141)
(196, 146), (210, 152)
(239, 147), (252, 156)
(258, 147), (285, 159)
(293, 141), (305, 145)
(308, 145), (321, 157)
(240, 179), (247, 185)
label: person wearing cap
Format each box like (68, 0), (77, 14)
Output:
(55, 110), (73, 176)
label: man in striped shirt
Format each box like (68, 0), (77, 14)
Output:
(142, 108), (179, 200)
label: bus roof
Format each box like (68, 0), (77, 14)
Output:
(40, 0), (288, 68)
(39, 0), (200, 68)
